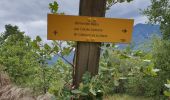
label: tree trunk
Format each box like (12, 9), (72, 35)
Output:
(73, 0), (106, 88)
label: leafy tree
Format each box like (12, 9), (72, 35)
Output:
(0, 25), (21, 44)
(47, 1), (141, 99)
(31, 36), (73, 94)
(144, 0), (170, 40)
(0, 25), (39, 86)
(0, 33), (3, 45)
(0, 24), (73, 97)
(0, 1), (74, 96)
(0, 1), (142, 99)
(143, 0), (170, 99)
(70, 45), (158, 99)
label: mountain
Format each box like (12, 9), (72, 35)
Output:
(49, 24), (161, 65)
(118, 23), (161, 49)
(132, 23), (161, 46)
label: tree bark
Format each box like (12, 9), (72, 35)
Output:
(73, 0), (106, 88)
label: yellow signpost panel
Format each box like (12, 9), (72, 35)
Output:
(47, 14), (134, 43)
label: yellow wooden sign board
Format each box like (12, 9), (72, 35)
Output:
(47, 14), (134, 43)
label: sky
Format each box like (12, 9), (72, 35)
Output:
(0, 0), (151, 41)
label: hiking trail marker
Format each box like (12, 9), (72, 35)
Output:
(47, 0), (134, 88)
(48, 14), (134, 43)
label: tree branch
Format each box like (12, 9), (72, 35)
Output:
(57, 53), (74, 67)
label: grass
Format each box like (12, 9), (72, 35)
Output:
(104, 94), (154, 100)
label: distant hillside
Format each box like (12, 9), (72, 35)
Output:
(132, 23), (161, 46)
(49, 24), (161, 65)
(48, 52), (74, 65)
(118, 23), (161, 49)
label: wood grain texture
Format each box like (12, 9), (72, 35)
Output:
(74, 0), (106, 88)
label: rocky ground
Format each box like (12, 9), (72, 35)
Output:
(0, 72), (54, 100)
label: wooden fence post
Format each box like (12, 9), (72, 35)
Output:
(73, 0), (107, 88)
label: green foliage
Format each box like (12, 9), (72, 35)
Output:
(140, 1), (170, 98)
(123, 37), (170, 99)
(164, 80), (170, 97)
(1, 27), (160, 98)
(49, 1), (59, 14)
(0, 25), (25, 46)
(0, 25), (39, 86)
(151, 38), (170, 97)
(46, 59), (72, 99)
(0, 25), (73, 97)
(1, 24), (20, 41)
(0, 33), (4, 45)
(106, 0), (133, 10)
(70, 44), (158, 99)
(31, 36), (74, 94)
(71, 72), (108, 99)
(48, 0), (76, 64)
(105, 94), (153, 100)
(1, 1), (170, 99)
(100, 43), (165, 98)
(0, 65), (5, 72)
(144, 0), (170, 40)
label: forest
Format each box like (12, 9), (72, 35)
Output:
(0, 0), (170, 100)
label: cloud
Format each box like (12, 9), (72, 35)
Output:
(0, 0), (54, 21)
(0, 0), (151, 41)
(0, 0), (79, 41)
(0, 0), (53, 41)
(57, 0), (79, 15)
(106, 0), (151, 24)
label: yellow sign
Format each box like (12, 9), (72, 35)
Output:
(47, 14), (134, 43)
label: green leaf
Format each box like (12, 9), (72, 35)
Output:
(103, 49), (109, 59)
(62, 47), (71, 56)
(90, 88), (96, 96)
(53, 46), (59, 52)
(164, 91), (170, 97)
(118, 0), (125, 3)
(127, 0), (133, 2)
(44, 43), (51, 50)
(80, 92), (88, 96)
(36, 36), (42, 42)
(106, 43), (110, 47)
(49, 1), (59, 14)
(165, 84), (170, 88)
(82, 72), (91, 84)
(114, 80), (119, 86)
(71, 90), (82, 94)
(107, 0), (112, 4)
(32, 40), (39, 49)
(167, 80), (170, 84)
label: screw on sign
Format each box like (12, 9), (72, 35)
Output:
(53, 30), (58, 35)
(122, 29), (128, 33)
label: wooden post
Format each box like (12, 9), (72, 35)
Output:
(74, 0), (106, 88)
